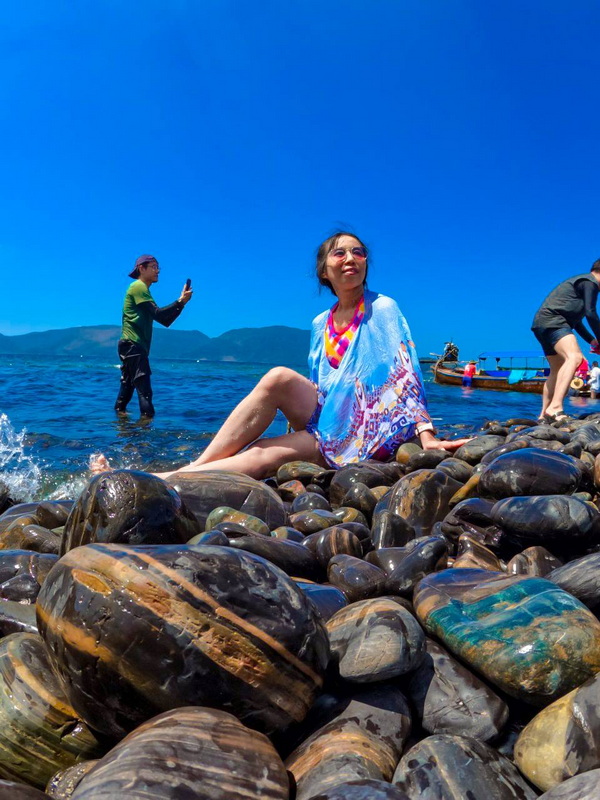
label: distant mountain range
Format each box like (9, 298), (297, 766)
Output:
(0, 325), (312, 365)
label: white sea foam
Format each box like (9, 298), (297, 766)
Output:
(0, 413), (42, 502)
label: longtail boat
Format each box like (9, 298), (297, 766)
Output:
(432, 350), (549, 394)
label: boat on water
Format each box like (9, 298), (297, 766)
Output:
(433, 350), (549, 394)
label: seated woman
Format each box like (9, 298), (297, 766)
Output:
(93, 232), (468, 480)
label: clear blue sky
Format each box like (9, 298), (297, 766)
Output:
(1, 0), (599, 358)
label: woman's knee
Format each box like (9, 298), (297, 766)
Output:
(258, 367), (303, 397)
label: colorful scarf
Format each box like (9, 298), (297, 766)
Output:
(325, 298), (365, 368)
(306, 290), (431, 467)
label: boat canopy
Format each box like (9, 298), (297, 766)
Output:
(478, 350), (545, 359)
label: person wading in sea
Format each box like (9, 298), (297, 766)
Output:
(114, 255), (193, 418)
(531, 259), (600, 422)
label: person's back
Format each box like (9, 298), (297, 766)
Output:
(532, 272), (598, 331)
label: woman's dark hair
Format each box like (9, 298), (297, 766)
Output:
(315, 231), (369, 294)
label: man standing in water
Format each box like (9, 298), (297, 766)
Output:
(115, 255), (193, 417)
(531, 259), (600, 422)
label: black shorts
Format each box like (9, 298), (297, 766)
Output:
(531, 325), (572, 357)
(118, 340), (152, 381)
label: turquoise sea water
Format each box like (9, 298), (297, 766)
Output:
(0, 353), (596, 501)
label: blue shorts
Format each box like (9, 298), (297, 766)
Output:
(531, 325), (572, 357)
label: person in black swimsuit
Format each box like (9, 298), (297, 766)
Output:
(531, 259), (600, 421)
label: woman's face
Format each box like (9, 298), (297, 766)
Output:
(323, 235), (367, 295)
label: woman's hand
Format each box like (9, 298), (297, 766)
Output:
(419, 429), (471, 452)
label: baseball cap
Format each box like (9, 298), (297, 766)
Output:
(129, 254), (158, 279)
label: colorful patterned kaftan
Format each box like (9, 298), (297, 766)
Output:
(306, 290), (432, 467)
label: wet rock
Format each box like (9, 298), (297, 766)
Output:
(171, 470), (287, 530)
(276, 461), (328, 485)
(277, 479), (307, 501)
(0, 633), (102, 789)
(0, 550), (57, 603)
(329, 463), (403, 508)
(414, 568), (600, 705)
(37, 543), (329, 738)
(453, 435), (507, 465)
(227, 534), (321, 580)
(205, 506), (270, 536)
(453, 534), (504, 571)
(290, 509), (341, 534)
(35, 502), (72, 531)
(0, 600), (38, 635)
(0, 520), (61, 554)
(61, 471), (199, 554)
(340, 484), (377, 521)
(405, 449), (448, 472)
(506, 546), (562, 576)
(310, 780), (410, 799)
(327, 555), (386, 602)
(548, 553), (600, 608)
(490, 495), (600, 556)
(479, 439), (532, 465)
(403, 639), (509, 741)
(69, 707), (289, 800)
(515, 671), (600, 791)
(285, 685), (411, 800)
(0, 781), (50, 799)
(479, 448), (582, 500)
(392, 734), (537, 799)
(383, 536), (449, 596)
(571, 422), (600, 454)
(291, 492), (331, 514)
(536, 769), (600, 798)
(294, 580), (348, 621)
(387, 470), (462, 538)
(303, 527), (363, 568)
(327, 598), (425, 682)
(395, 442), (423, 465)
(371, 509), (416, 550)
(332, 507), (369, 528)
(46, 761), (98, 800)
(271, 525), (305, 542)
(187, 530), (229, 546)
(435, 457), (474, 482)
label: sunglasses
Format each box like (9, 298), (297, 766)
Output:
(329, 246), (367, 261)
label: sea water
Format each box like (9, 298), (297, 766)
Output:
(0, 353), (596, 501)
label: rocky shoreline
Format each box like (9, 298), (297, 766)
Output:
(1, 414), (600, 797)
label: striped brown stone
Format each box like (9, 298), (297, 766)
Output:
(37, 543), (329, 738)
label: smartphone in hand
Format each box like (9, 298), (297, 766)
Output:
(185, 278), (192, 291)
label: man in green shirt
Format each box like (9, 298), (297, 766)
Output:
(115, 254), (193, 417)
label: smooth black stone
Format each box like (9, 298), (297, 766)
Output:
(372, 510), (416, 550)
(327, 598), (426, 682)
(453, 435), (507, 465)
(505, 417), (540, 427)
(171, 470), (287, 530)
(0, 504), (39, 531)
(387, 470), (462, 538)
(327, 555), (386, 602)
(34, 501), (72, 530)
(0, 550), (58, 603)
(479, 448), (582, 500)
(340, 484), (377, 521)
(276, 461), (329, 485)
(404, 638), (509, 741)
(335, 522), (373, 553)
(290, 509), (341, 534)
(537, 769), (600, 799)
(563, 441), (584, 458)
(271, 526), (306, 542)
(303, 527), (363, 568)
(294, 580), (347, 621)
(277, 480), (307, 502)
(0, 781), (50, 799)
(292, 493), (332, 514)
(0, 601), (38, 636)
(210, 520), (263, 538)
(548, 553), (600, 608)
(332, 507), (369, 528)
(227, 535), (321, 580)
(405, 450), (449, 472)
(572, 423), (600, 453)
(507, 425), (571, 444)
(479, 439), (532, 466)
(61, 470), (199, 554)
(305, 483), (328, 497)
(506, 546), (563, 577)
(393, 734), (538, 799)
(187, 530), (229, 546)
(309, 779), (410, 799)
(384, 537), (449, 596)
(329, 463), (403, 507)
(435, 458), (474, 483)
(285, 684), (412, 800)
(491, 495), (600, 556)
(366, 547), (416, 575)
(1, 522), (61, 554)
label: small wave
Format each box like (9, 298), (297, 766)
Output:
(0, 413), (42, 502)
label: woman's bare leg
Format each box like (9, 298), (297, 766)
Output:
(541, 354), (563, 417)
(161, 430), (326, 481)
(545, 334), (582, 416)
(195, 367), (318, 465)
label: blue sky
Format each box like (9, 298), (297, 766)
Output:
(1, 0), (599, 359)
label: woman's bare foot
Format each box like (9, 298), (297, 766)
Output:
(89, 453), (111, 474)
